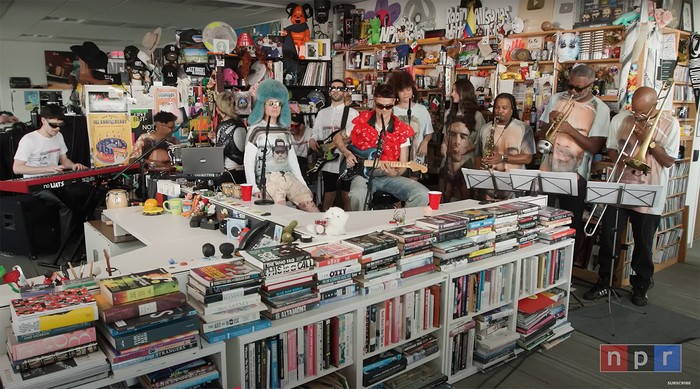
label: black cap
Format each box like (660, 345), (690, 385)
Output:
(291, 113), (304, 124)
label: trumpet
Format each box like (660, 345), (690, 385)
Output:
(537, 95), (575, 154)
(482, 115), (500, 169)
(583, 80), (673, 237)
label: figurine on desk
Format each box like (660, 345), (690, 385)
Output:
(12, 105), (92, 246)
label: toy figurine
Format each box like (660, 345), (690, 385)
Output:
(0, 265), (30, 293)
(306, 207), (348, 235)
(368, 17), (381, 45)
(283, 3), (313, 59)
(557, 32), (580, 62)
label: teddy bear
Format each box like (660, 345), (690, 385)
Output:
(283, 3), (313, 59)
(306, 207), (349, 235)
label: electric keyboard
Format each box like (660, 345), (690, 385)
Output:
(0, 164), (141, 193)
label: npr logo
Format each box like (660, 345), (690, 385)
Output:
(600, 345), (681, 372)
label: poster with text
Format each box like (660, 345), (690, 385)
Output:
(129, 108), (154, 142)
(88, 113), (132, 167)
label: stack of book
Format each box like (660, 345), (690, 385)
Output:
(501, 201), (542, 248)
(539, 288), (575, 350)
(383, 363), (448, 389)
(516, 292), (557, 350)
(241, 244), (319, 320)
(395, 333), (439, 365)
(137, 358), (221, 389)
(362, 350), (407, 387)
(475, 307), (513, 345)
(537, 206), (575, 243)
(473, 330), (519, 369)
(486, 205), (520, 254)
(342, 231), (402, 295)
(447, 319), (476, 375)
(307, 242), (362, 306)
(451, 209), (496, 262)
(187, 261), (270, 344)
(96, 268), (197, 369)
(2, 288), (108, 388)
(383, 225), (436, 279)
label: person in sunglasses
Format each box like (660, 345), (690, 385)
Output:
(244, 79), (319, 212)
(310, 79), (359, 211)
(537, 64), (610, 256)
(333, 83), (429, 211)
(584, 86), (680, 306)
(12, 104), (89, 245)
(132, 111), (179, 170)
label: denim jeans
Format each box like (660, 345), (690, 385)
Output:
(348, 175), (429, 211)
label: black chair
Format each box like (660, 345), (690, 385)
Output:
(371, 190), (401, 210)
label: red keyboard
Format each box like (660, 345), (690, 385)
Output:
(0, 164), (141, 193)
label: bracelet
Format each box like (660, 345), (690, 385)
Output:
(502, 154), (508, 163)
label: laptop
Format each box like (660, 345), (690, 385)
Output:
(181, 147), (224, 176)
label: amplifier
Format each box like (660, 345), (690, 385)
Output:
(0, 195), (60, 258)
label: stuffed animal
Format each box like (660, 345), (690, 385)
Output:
(306, 207), (348, 235)
(557, 32), (580, 62)
(368, 17), (382, 45)
(283, 2), (313, 59)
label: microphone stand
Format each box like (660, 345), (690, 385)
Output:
(362, 113), (388, 211)
(255, 117), (274, 205)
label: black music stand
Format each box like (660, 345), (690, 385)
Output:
(461, 168), (516, 203)
(585, 181), (663, 336)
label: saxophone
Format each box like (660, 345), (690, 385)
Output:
(481, 115), (499, 170)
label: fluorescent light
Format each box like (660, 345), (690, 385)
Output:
(214, 0), (286, 8)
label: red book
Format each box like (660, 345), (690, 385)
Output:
(400, 263), (435, 279)
(95, 292), (187, 323)
(429, 285), (441, 329)
(518, 293), (556, 314)
(307, 242), (363, 267)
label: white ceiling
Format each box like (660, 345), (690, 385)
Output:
(0, 0), (362, 50)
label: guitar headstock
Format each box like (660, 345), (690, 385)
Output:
(409, 161), (428, 173)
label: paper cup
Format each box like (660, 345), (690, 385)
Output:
(240, 184), (253, 201)
(428, 191), (442, 210)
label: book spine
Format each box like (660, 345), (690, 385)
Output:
(297, 326), (305, 381)
(323, 318), (331, 369)
(192, 269), (260, 287)
(378, 305), (386, 348)
(100, 292), (187, 323)
(287, 329), (297, 382)
(305, 324), (314, 377)
(148, 361), (215, 388)
(254, 340), (262, 389)
(8, 327), (96, 362)
(315, 254), (360, 267)
(247, 341), (256, 389)
(400, 263), (435, 278)
(197, 295), (261, 315)
(269, 337), (279, 389)
(316, 320), (323, 374)
(111, 342), (198, 370)
(162, 371), (219, 389)
(110, 316), (198, 351)
(315, 263), (362, 280)
(107, 333), (198, 363)
(345, 312), (354, 363)
(244, 343), (250, 389)
(362, 353), (402, 373)
(15, 322), (93, 342)
(109, 280), (180, 305)
(151, 366), (216, 389)
(263, 303), (318, 320)
(109, 307), (198, 336)
(261, 285), (311, 298)
(263, 258), (313, 278)
(279, 333), (286, 385)
(12, 305), (98, 336)
(187, 284), (244, 304)
(201, 310), (260, 333)
(11, 342), (97, 372)
(201, 319), (272, 343)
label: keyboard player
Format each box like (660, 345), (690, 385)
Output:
(12, 105), (91, 246)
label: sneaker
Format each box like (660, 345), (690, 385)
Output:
(631, 287), (648, 306)
(583, 280), (609, 301)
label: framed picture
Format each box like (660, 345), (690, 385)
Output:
(680, 0), (694, 31)
(316, 39), (331, 60)
(361, 53), (374, 69)
(304, 42), (319, 59)
(664, 0), (683, 29)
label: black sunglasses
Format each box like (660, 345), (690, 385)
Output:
(567, 82), (592, 92)
(47, 122), (65, 128)
(375, 103), (395, 110)
(329, 87), (347, 92)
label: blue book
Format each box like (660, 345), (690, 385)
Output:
(268, 337), (279, 389)
(202, 319), (272, 344)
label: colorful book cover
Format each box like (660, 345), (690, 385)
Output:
(7, 326), (97, 362)
(189, 260), (262, 287)
(342, 232), (397, 254)
(107, 304), (198, 336)
(12, 305), (99, 336)
(500, 201), (540, 214)
(415, 214), (468, 230)
(95, 291), (186, 323)
(306, 242), (363, 266)
(241, 244), (311, 270)
(98, 268), (179, 305)
(382, 225), (436, 243)
(87, 112), (132, 167)
(11, 288), (95, 320)
(129, 108), (154, 141)
(450, 208), (492, 222)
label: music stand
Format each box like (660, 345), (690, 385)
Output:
(585, 181), (663, 335)
(461, 168), (517, 203)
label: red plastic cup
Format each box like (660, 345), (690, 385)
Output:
(428, 191), (442, 210)
(240, 184), (253, 201)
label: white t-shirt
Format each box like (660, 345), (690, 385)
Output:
(14, 131), (68, 178)
(394, 103), (434, 160)
(312, 104), (359, 173)
(291, 127), (312, 158)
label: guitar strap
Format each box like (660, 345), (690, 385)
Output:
(340, 106), (350, 134)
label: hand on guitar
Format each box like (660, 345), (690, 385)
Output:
(309, 138), (319, 152)
(380, 165), (400, 177)
(344, 151), (357, 167)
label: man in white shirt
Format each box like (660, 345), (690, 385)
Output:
(310, 79), (358, 211)
(13, 104), (88, 245)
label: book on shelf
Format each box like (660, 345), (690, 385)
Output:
(10, 342), (99, 373)
(98, 268), (179, 305)
(342, 231), (398, 254)
(382, 224), (436, 243)
(95, 291), (187, 323)
(315, 261), (362, 280)
(105, 338), (199, 370)
(138, 357), (218, 389)
(239, 243), (312, 272)
(102, 331), (198, 364)
(189, 260), (262, 287)
(187, 282), (260, 305)
(414, 213), (469, 230)
(104, 304), (197, 337)
(187, 276), (262, 296)
(262, 290), (319, 309)
(201, 306), (264, 333)
(10, 288), (95, 321)
(451, 208), (492, 222)
(202, 318), (272, 344)
(189, 293), (261, 316)
(197, 300), (264, 323)
(383, 363), (447, 389)
(6, 326), (97, 363)
(11, 305), (99, 337)
(13, 322), (93, 343)
(98, 315), (198, 352)
(306, 241), (363, 267)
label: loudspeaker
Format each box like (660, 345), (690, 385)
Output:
(0, 195), (60, 257)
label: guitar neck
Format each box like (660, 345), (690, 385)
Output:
(362, 160), (411, 169)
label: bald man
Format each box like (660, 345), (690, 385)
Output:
(584, 86), (680, 306)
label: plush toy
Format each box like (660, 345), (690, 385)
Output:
(0, 265), (29, 293)
(283, 2), (313, 59)
(306, 207), (349, 235)
(557, 32), (580, 62)
(368, 17), (382, 45)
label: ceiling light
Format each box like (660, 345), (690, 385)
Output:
(214, 0), (286, 8)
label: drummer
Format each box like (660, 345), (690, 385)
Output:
(132, 111), (179, 169)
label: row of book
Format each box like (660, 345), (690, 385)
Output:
(242, 312), (354, 389)
(137, 357), (221, 389)
(363, 285), (441, 354)
(452, 262), (515, 320)
(362, 335), (441, 386)
(519, 247), (568, 296)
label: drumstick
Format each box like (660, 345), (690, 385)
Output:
(89, 260), (94, 278)
(67, 262), (78, 279)
(104, 249), (113, 276)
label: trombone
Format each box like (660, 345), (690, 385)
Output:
(537, 95), (575, 154)
(583, 80), (674, 237)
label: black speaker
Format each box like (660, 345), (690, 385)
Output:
(0, 195), (60, 257)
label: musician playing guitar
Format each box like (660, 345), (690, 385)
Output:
(333, 83), (429, 211)
(309, 79), (358, 211)
(12, 104), (91, 246)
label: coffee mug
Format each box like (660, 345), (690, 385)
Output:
(162, 198), (183, 215)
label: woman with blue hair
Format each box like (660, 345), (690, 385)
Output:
(243, 80), (319, 212)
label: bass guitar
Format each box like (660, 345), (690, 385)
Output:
(308, 130), (340, 175)
(339, 146), (427, 181)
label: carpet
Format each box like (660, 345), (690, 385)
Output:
(569, 299), (700, 344)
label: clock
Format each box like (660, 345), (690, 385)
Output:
(527, 0), (545, 11)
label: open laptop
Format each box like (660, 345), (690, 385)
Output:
(181, 147), (224, 177)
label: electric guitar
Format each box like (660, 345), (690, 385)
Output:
(307, 130), (340, 175)
(339, 146), (428, 181)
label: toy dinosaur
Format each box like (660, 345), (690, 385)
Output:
(368, 17), (381, 45)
